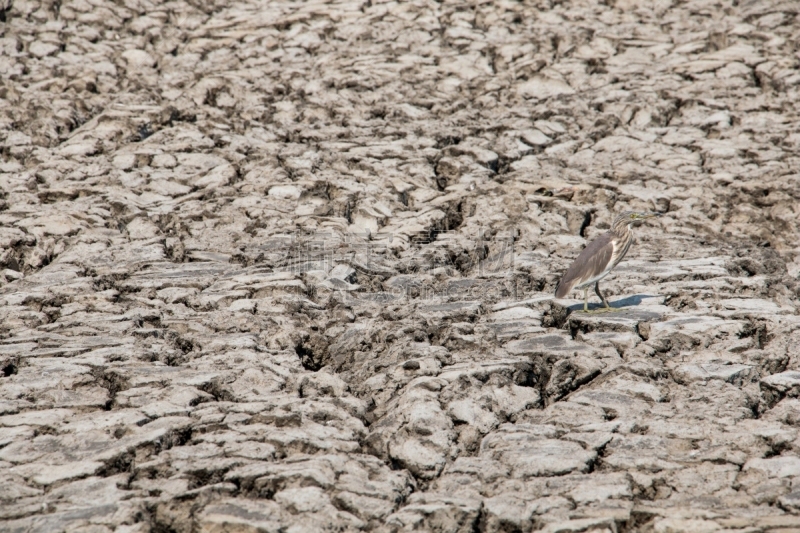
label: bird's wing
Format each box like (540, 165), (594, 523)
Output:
(555, 232), (615, 298)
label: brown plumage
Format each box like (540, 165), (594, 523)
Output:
(555, 211), (658, 311)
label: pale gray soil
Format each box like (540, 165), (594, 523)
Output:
(1, 0), (800, 531)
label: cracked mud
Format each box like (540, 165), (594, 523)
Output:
(1, 0), (800, 531)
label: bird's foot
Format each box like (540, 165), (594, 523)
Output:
(579, 306), (623, 314)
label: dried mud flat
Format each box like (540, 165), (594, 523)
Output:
(1, 0), (800, 531)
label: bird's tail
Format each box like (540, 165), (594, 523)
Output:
(554, 280), (571, 298)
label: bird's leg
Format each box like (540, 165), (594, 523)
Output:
(593, 281), (620, 313)
(583, 288), (589, 313)
(596, 282), (610, 309)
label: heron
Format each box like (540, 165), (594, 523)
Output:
(555, 211), (660, 313)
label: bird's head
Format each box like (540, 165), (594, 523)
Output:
(613, 211), (660, 229)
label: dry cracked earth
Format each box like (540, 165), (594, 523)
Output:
(1, 0), (800, 531)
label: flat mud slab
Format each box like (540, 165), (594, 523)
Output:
(1, 0), (800, 531)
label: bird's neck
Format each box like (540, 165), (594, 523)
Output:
(611, 221), (632, 235)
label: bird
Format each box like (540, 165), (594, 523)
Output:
(555, 211), (660, 313)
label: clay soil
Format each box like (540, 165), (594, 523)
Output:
(1, 0), (800, 531)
